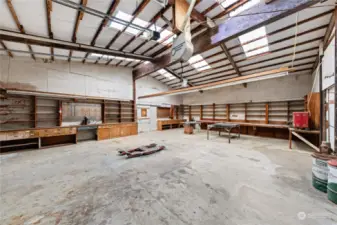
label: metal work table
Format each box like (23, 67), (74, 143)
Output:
(207, 123), (240, 143)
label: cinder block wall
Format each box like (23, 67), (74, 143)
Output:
(0, 56), (133, 100)
(182, 74), (312, 105)
(136, 76), (183, 106)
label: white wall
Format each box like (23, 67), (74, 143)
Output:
(182, 74), (312, 105)
(322, 37), (335, 90)
(326, 87), (335, 150)
(0, 56), (133, 100)
(312, 37), (335, 93)
(136, 76), (183, 106)
(311, 37), (335, 149)
(136, 76), (183, 132)
(322, 37), (335, 150)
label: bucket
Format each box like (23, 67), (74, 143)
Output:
(312, 153), (330, 193)
(328, 160), (337, 204)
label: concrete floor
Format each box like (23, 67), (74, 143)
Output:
(1, 129), (336, 225)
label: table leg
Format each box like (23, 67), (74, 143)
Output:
(207, 127), (209, 140)
(228, 128), (231, 143)
(289, 131), (292, 149)
(238, 125), (241, 139)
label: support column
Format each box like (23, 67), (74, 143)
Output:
(319, 42), (324, 144)
(102, 100), (106, 124)
(226, 104), (230, 121)
(33, 96), (37, 128)
(335, 13), (337, 152)
(265, 103), (269, 124)
(244, 103), (247, 122)
(58, 100), (62, 126)
(133, 74), (137, 122)
(212, 103), (215, 120)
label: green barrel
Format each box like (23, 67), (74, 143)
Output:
(312, 153), (329, 193)
(328, 160), (337, 204)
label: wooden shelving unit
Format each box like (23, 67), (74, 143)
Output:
(36, 98), (59, 128)
(1, 93), (138, 152)
(0, 95), (34, 130)
(120, 101), (134, 123)
(0, 138), (39, 152)
(202, 105), (213, 119)
(246, 102), (266, 123)
(183, 105), (189, 119)
(104, 100), (120, 123)
(191, 105), (200, 119)
(215, 104), (226, 120)
(182, 99), (305, 126)
(229, 104), (245, 121)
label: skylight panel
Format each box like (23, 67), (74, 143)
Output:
(149, 24), (159, 32)
(149, 25), (174, 45)
(239, 26), (269, 57)
(158, 69), (166, 74)
(109, 11), (132, 31)
(125, 17), (149, 35)
(229, 0), (260, 17)
(114, 56), (140, 62)
(188, 54), (211, 71)
(91, 53), (103, 58)
(158, 69), (176, 80)
(157, 29), (173, 42)
(162, 34), (176, 45)
(221, 0), (239, 8)
(188, 54), (203, 64)
(242, 38), (268, 52)
(109, 11), (149, 36)
(239, 26), (266, 43)
(245, 47), (269, 57)
(90, 53), (114, 60)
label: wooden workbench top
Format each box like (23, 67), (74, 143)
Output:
(198, 120), (289, 129)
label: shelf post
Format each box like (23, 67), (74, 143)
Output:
(244, 103), (247, 122)
(102, 100), (106, 124)
(265, 103), (269, 124)
(287, 101), (290, 123)
(226, 104), (230, 121)
(132, 74), (137, 123)
(58, 100), (62, 126)
(33, 96), (37, 128)
(212, 103), (215, 120)
(119, 101), (122, 123)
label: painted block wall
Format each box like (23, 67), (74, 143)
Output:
(136, 76), (184, 133)
(136, 76), (183, 106)
(0, 56), (133, 100)
(0, 55), (183, 133)
(182, 74), (312, 105)
(136, 76), (182, 133)
(312, 37), (335, 92)
(137, 106), (158, 133)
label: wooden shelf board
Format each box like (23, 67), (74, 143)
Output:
(37, 105), (58, 108)
(0, 142), (38, 149)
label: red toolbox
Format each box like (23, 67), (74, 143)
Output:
(293, 112), (309, 128)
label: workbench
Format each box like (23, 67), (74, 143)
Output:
(288, 128), (320, 150)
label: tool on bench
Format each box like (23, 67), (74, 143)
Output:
(118, 143), (165, 158)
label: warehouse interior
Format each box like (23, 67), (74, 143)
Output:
(0, 0), (336, 224)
